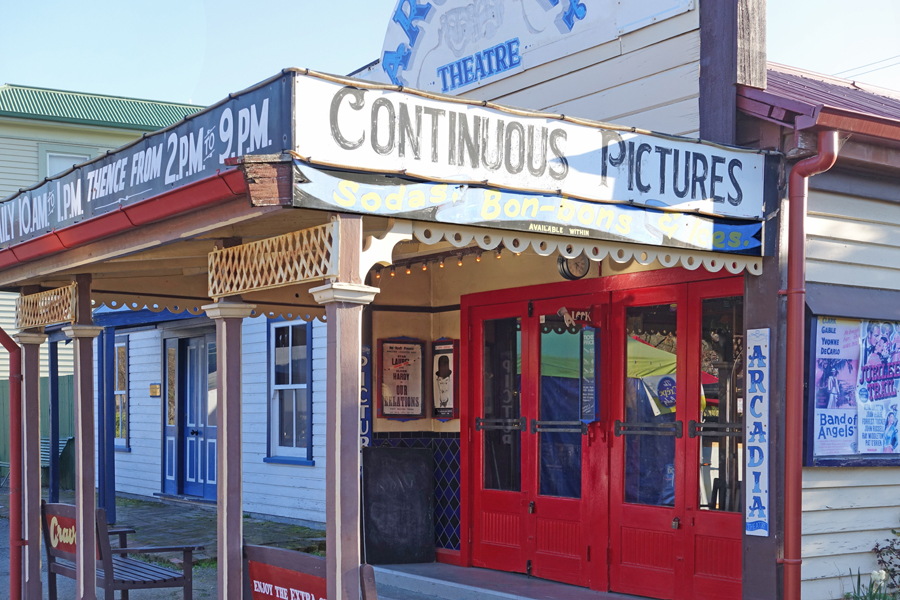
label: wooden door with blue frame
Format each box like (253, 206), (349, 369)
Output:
(163, 334), (217, 500)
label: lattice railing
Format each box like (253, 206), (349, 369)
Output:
(208, 223), (335, 299)
(16, 284), (77, 329)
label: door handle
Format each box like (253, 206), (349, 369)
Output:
(529, 501), (535, 514)
(190, 429), (199, 436)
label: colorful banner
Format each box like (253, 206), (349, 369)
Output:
(745, 328), (770, 537)
(295, 73), (768, 220)
(812, 318), (860, 456)
(293, 164), (762, 255)
(856, 320), (900, 454)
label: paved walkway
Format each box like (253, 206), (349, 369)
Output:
(0, 488), (327, 599)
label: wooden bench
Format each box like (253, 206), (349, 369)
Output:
(0, 437), (73, 488)
(243, 544), (379, 600)
(42, 501), (203, 599)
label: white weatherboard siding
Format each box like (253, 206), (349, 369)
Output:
(462, 5), (700, 136)
(0, 136), (39, 198)
(241, 317), (327, 526)
(115, 330), (163, 497)
(807, 189), (900, 290)
(801, 467), (900, 599)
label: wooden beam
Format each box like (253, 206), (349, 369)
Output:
(0, 198), (283, 288)
(737, 0), (767, 89)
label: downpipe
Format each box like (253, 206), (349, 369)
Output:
(783, 130), (839, 600)
(0, 327), (23, 600)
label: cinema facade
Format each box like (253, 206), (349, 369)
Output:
(0, 64), (780, 599)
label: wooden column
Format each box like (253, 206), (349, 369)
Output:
(49, 340), (60, 504)
(310, 214), (379, 600)
(201, 301), (255, 600)
(63, 323), (103, 600)
(14, 331), (46, 600)
(63, 274), (102, 600)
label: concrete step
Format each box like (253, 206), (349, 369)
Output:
(373, 564), (635, 600)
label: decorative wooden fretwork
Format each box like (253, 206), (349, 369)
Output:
(16, 284), (77, 329)
(208, 223), (335, 299)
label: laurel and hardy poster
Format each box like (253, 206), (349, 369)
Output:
(378, 339), (425, 419)
(432, 340), (459, 420)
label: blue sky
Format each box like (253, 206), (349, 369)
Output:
(0, 0), (898, 106)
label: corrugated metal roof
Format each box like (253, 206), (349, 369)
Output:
(0, 84), (203, 131)
(766, 63), (900, 121)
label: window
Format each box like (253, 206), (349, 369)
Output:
(47, 152), (90, 178)
(268, 321), (312, 463)
(114, 336), (128, 447)
(38, 143), (95, 179)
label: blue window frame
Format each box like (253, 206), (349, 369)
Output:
(266, 320), (314, 465)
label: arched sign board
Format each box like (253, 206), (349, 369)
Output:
(370, 0), (695, 94)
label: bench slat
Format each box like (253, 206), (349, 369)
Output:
(111, 557), (182, 583)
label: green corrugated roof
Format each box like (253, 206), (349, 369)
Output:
(0, 84), (203, 131)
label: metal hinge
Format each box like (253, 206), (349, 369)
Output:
(587, 545), (591, 562)
(528, 301), (533, 317)
(526, 559), (532, 576)
(468, 325), (472, 341)
(468, 527), (473, 544)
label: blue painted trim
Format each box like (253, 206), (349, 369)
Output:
(114, 446), (132, 453)
(92, 308), (200, 328)
(266, 318), (315, 462)
(104, 328), (119, 523)
(97, 331), (107, 512)
(306, 322), (314, 461)
(48, 341), (60, 504)
(262, 456), (316, 467)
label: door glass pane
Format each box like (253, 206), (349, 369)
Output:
(699, 296), (744, 512)
(274, 327), (290, 385)
(115, 345), (127, 391)
(294, 387), (309, 449)
(538, 314), (587, 498)
(278, 389), (294, 447)
(291, 324), (307, 384)
(167, 346), (177, 426)
(208, 341), (217, 426)
(483, 317), (522, 492)
(624, 304), (678, 506)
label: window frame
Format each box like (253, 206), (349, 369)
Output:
(114, 335), (129, 449)
(37, 142), (96, 179)
(265, 319), (314, 466)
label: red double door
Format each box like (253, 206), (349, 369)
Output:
(469, 277), (744, 599)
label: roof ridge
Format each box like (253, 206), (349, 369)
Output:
(0, 83), (201, 109)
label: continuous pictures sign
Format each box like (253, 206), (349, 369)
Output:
(745, 328), (770, 537)
(361, 345), (373, 450)
(374, 0), (694, 94)
(379, 339), (426, 418)
(294, 74), (767, 221)
(0, 76), (290, 249)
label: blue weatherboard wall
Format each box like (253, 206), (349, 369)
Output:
(373, 432), (461, 551)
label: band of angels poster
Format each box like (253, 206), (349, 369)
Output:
(813, 316), (900, 456)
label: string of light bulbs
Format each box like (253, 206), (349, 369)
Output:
(373, 243), (519, 280)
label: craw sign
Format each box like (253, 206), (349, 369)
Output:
(0, 75), (290, 249)
(745, 328), (770, 537)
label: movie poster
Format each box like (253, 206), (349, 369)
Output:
(812, 318), (860, 456)
(856, 320), (900, 454)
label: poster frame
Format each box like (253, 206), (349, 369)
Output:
(806, 314), (900, 467)
(431, 338), (460, 422)
(377, 337), (427, 420)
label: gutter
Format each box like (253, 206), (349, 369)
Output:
(781, 130), (839, 600)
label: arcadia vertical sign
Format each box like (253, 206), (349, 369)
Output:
(745, 328), (770, 537)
